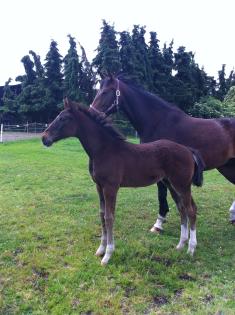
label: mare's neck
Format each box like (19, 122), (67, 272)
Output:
(121, 84), (182, 138)
(74, 111), (118, 159)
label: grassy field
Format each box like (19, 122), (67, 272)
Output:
(0, 138), (234, 315)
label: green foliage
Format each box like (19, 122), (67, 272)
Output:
(189, 96), (224, 118)
(0, 139), (234, 314)
(223, 86), (235, 116)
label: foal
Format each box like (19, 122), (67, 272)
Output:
(42, 99), (204, 265)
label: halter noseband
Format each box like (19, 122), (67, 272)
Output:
(90, 79), (121, 117)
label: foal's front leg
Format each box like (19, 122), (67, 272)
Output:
(95, 184), (107, 257)
(101, 186), (118, 266)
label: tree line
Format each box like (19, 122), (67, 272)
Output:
(1, 20), (235, 123)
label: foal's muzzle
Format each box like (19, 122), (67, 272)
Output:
(42, 134), (53, 147)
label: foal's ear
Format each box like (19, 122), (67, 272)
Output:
(64, 97), (71, 109)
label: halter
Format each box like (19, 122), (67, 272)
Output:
(90, 79), (121, 117)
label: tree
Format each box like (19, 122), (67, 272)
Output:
(92, 20), (121, 76)
(223, 86), (235, 116)
(216, 64), (229, 101)
(78, 42), (96, 104)
(148, 31), (166, 96)
(189, 96), (224, 118)
(44, 40), (63, 120)
(1, 79), (17, 122)
(63, 35), (82, 101)
(119, 31), (138, 77)
(131, 25), (153, 89)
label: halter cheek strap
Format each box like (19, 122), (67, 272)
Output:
(90, 79), (121, 116)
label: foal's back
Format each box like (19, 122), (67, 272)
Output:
(117, 139), (195, 190)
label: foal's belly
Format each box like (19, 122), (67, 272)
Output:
(120, 175), (162, 188)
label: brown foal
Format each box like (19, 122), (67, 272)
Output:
(42, 99), (204, 265)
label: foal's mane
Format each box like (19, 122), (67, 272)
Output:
(72, 102), (126, 141)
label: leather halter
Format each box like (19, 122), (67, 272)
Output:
(90, 79), (120, 117)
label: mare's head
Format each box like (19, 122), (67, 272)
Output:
(90, 74), (122, 117)
(42, 98), (78, 147)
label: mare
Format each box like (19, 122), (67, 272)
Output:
(42, 99), (204, 265)
(90, 74), (235, 231)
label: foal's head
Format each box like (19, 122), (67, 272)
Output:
(90, 75), (121, 116)
(42, 99), (77, 147)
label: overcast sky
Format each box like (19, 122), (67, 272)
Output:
(1, 0), (234, 86)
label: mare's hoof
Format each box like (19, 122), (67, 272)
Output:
(150, 226), (163, 234)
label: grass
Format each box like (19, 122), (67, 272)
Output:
(0, 138), (234, 315)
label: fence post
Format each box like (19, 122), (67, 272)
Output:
(0, 124), (3, 143)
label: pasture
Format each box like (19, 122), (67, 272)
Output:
(0, 138), (234, 314)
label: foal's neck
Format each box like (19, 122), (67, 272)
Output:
(74, 110), (120, 159)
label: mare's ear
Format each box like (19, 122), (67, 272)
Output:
(64, 97), (71, 109)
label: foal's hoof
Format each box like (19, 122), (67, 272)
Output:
(150, 226), (163, 234)
(95, 245), (106, 257)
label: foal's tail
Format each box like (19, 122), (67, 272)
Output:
(190, 149), (205, 187)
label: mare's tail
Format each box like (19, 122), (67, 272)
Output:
(189, 149), (205, 187)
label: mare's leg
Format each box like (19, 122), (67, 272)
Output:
(150, 181), (169, 233)
(95, 184), (107, 257)
(101, 186), (118, 266)
(217, 158), (235, 224)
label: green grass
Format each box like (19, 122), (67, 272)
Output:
(0, 138), (234, 315)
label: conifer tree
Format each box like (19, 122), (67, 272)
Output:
(63, 35), (81, 101)
(119, 31), (137, 77)
(92, 20), (121, 76)
(0, 78), (19, 122)
(131, 25), (153, 89)
(44, 40), (63, 119)
(78, 42), (96, 104)
(148, 31), (165, 95)
(217, 64), (229, 100)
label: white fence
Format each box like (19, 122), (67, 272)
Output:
(0, 122), (47, 143)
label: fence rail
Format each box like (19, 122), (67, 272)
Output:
(0, 120), (138, 143)
(0, 123), (48, 143)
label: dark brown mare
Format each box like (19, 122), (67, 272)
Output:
(42, 99), (204, 265)
(90, 74), (235, 231)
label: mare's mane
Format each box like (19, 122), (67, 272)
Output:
(72, 102), (126, 141)
(116, 74), (183, 113)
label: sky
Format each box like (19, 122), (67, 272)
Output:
(1, 0), (235, 86)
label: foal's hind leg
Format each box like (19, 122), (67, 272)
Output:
(150, 182), (169, 233)
(165, 182), (189, 250)
(187, 197), (197, 255)
(95, 184), (107, 257)
(217, 159), (235, 224)
(101, 186), (118, 266)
